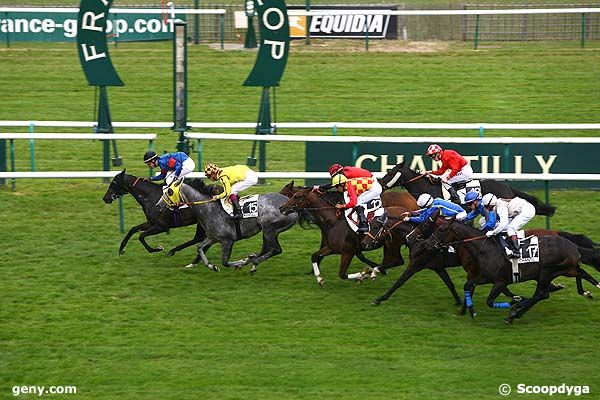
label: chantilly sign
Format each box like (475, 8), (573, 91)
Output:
(306, 140), (600, 189)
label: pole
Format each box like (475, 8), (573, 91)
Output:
(0, 137), (6, 186)
(10, 139), (15, 191)
(220, 15), (225, 50)
(305, 0), (311, 45)
(580, 13), (586, 49)
(194, 0), (200, 44)
(474, 14), (480, 50)
(174, 22), (189, 153)
(256, 87), (272, 184)
(365, 14), (370, 51)
(28, 123), (36, 171)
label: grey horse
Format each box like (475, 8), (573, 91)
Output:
(179, 183), (298, 273)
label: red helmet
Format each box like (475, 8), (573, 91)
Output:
(426, 144), (443, 156)
(328, 163), (344, 177)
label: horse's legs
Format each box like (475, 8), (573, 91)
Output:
(485, 281), (512, 309)
(220, 240), (249, 269)
(185, 237), (218, 271)
(371, 245), (405, 280)
(119, 222), (151, 255)
(565, 268), (599, 299)
(138, 224), (168, 253)
(244, 226), (285, 274)
(372, 263), (421, 305)
(434, 269), (462, 306)
(167, 224), (206, 257)
(462, 275), (488, 318)
(507, 268), (554, 323)
(339, 251), (362, 281)
(311, 246), (334, 286)
(307, 237), (327, 275)
(356, 251), (379, 269)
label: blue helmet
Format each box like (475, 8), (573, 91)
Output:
(464, 191), (481, 204)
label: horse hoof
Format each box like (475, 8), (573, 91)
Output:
(166, 251), (175, 257)
(250, 266), (257, 275)
(317, 277), (324, 286)
(583, 291), (594, 299)
(118, 250), (125, 256)
(371, 298), (382, 306)
(355, 278), (364, 285)
(512, 295), (523, 302)
(469, 309), (477, 319)
(184, 263), (197, 269)
(207, 264), (220, 272)
(247, 253), (258, 260)
(157, 246), (164, 251)
(504, 316), (513, 324)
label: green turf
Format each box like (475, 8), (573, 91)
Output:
(1, 39), (600, 399)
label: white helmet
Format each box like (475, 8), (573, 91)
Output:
(481, 193), (498, 207)
(417, 193), (434, 208)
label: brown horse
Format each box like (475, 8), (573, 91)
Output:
(279, 186), (411, 285)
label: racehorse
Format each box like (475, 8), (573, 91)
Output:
(378, 162), (556, 216)
(422, 219), (600, 323)
(178, 182), (297, 273)
(367, 213), (600, 307)
(103, 170), (207, 256)
(278, 187), (410, 285)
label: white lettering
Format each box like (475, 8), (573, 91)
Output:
(380, 154), (403, 172)
(480, 155), (489, 174)
(368, 15), (383, 32)
(263, 8), (284, 31)
(492, 156), (501, 173)
(355, 154), (377, 169)
(63, 19), (77, 38)
(80, 43), (106, 61)
(100, 0), (109, 6)
(310, 16), (322, 32)
(351, 15), (365, 32)
(535, 155), (557, 174)
(29, 18), (42, 33)
(320, 16), (333, 34)
(514, 155), (522, 174)
(464, 155), (478, 170)
(264, 39), (285, 59)
(42, 18), (55, 33)
(410, 155), (427, 172)
(81, 11), (105, 32)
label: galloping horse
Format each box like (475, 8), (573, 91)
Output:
(279, 187), (410, 285)
(179, 183), (297, 273)
(379, 162), (556, 216)
(103, 170), (206, 256)
(423, 219), (600, 323)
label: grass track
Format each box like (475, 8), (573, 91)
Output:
(1, 40), (600, 399)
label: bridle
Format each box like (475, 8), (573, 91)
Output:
(107, 175), (146, 201)
(429, 222), (488, 251)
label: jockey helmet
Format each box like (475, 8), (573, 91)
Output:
(426, 144), (443, 156)
(204, 163), (220, 177)
(328, 163), (344, 177)
(464, 191), (481, 204)
(331, 174), (347, 187)
(482, 193), (498, 207)
(417, 193), (434, 208)
(143, 150), (158, 163)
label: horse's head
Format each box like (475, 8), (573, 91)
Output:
(279, 180), (296, 198)
(362, 213), (390, 250)
(279, 187), (312, 215)
(103, 169), (128, 203)
(415, 215), (458, 255)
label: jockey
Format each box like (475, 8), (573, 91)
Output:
(463, 191), (497, 232)
(313, 163), (373, 192)
(479, 193), (536, 258)
(144, 150), (196, 187)
(403, 193), (467, 224)
(204, 163), (258, 220)
(332, 173), (383, 234)
(424, 144), (473, 204)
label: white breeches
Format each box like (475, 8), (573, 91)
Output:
(445, 164), (474, 185)
(165, 157), (196, 185)
(506, 203), (536, 236)
(356, 180), (383, 206)
(230, 169), (259, 195)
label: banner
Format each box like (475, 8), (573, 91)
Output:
(306, 141), (600, 189)
(77, 0), (123, 86)
(243, 0), (290, 87)
(287, 5), (397, 39)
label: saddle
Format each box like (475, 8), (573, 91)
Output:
(160, 179), (189, 209)
(220, 194), (259, 219)
(441, 179), (481, 203)
(500, 231), (540, 283)
(342, 194), (384, 233)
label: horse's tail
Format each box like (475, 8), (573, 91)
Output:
(510, 187), (557, 217)
(558, 231), (600, 249)
(578, 247), (600, 273)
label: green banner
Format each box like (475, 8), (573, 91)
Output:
(243, 0), (290, 87)
(77, 0), (123, 86)
(306, 141), (600, 189)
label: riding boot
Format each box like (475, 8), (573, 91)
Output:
(355, 206), (368, 234)
(230, 194), (243, 220)
(447, 184), (461, 204)
(508, 235), (520, 258)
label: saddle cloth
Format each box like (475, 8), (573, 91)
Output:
(161, 179), (189, 209)
(220, 194), (259, 219)
(441, 179), (481, 203)
(508, 230), (540, 283)
(342, 194), (384, 233)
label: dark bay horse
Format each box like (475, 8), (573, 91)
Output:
(367, 214), (600, 307)
(278, 187), (410, 285)
(179, 183), (297, 273)
(379, 162), (556, 216)
(103, 170), (207, 256)
(424, 219), (599, 323)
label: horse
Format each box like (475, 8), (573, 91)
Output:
(178, 183), (297, 273)
(278, 187), (410, 286)
(378, 162), (556, 216)
(422, 219), (600, 323)
(367, 213), (600, 307)
(103, 170), (208, 256)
